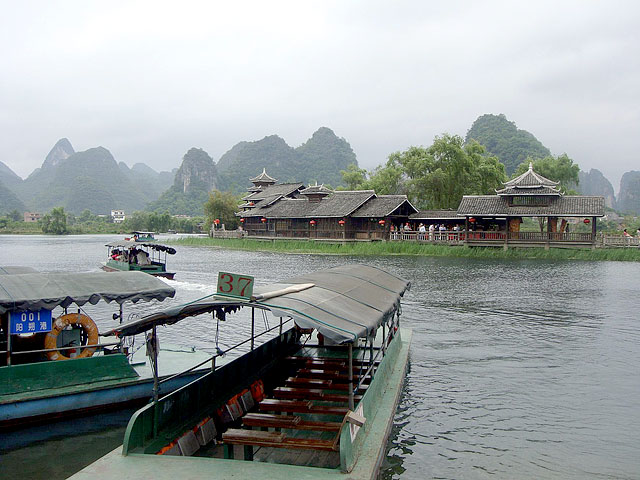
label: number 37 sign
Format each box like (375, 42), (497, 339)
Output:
(216, 272), (254, 299)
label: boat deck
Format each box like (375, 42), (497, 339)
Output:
(68, 329), (411, 480)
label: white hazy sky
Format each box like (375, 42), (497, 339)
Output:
(1, 1), (638, 192)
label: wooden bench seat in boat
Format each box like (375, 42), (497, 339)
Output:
(242, 413), (341, 432)
(258, 399), (348, 416)
(286, 355), (380, 368)
(273, 386), (360, 403)
(285, 377), (369, 392)
(222, 429), (336, 453)
(296, 368), (366, 382)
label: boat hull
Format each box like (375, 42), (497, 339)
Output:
(0, 371), (204, 429)
(69, 328), (412, 480)
(101, 263), (175, 279)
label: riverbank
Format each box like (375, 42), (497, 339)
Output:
(170, 237), (640, 261)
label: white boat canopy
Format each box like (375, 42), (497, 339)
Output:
(104, 265), (410, 344)
(0, 271), (176, 314)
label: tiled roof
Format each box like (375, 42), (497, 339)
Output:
(352, 195), (417, 217)
(457, 195), (605, 217)
(246, 183), (305, 201)
(410, 209), (460, 220)
(241, 191), (376, 218)
(496, 186), (562, 196)
(249, 168), (277, 184)
(504, 163), (559, 188)
(300, 184), (333, 196)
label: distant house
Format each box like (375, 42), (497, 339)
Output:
(111, 210), (126, 223)
(23, 212), (42, 223)
(238, 169), (418, 240)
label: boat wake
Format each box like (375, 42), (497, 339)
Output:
(160, 278), (216, 295)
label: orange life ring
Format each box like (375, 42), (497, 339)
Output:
(44, 313), (99, 361)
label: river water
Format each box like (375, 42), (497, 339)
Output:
(0, 234), (638, 479)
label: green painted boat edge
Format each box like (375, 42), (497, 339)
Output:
(339, 327), (409, 473)
(105, 259), (168, 275)
(68, 328), (412, 480)
(121, 329), (299, 455)
(0, 354), (140, 401)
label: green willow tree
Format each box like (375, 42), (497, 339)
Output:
(204, 190), (240, 230)
(358, 134), (506, 209)
(40, 207), (68, 234)
(513, 154), (580, 193)
(339, 164), (368, 190)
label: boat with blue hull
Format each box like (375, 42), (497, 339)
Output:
(0, 270), (210, 428)
(70, 264), (411, 480)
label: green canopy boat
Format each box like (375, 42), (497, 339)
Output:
(70, 264), (412, 480)
(102, 240), (176, 279)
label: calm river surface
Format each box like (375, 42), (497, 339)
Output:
(0, 234), (639, 479)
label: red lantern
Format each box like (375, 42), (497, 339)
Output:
(469, 217), (476, 223)
(584, 218), (590, 224)
(214, 218), (220, 225)
(338, 219), (345, 226)
(249, 202), (254, 206)
(261, 217), (267, 223)
(240, 218), (245, 223)
(378, 219), (385, 225)
(310, 220), (316, 226)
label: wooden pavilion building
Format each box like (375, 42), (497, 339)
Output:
(238, 170), (418, 240)
(457, 163), (605, 248)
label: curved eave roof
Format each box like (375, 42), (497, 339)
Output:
(504, 164), (559, 188)
(457, 195), (605, 217)
(249, 168), (277, 184)
(0, 271), (176, 315)
(104, 265), (410, 345)
(496, 186), (562, 196)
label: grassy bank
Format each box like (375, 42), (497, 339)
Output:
(170, 237), (640, 262)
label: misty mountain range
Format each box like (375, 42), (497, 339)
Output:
(1, 119), (639, 216)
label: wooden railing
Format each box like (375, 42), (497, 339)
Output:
(390, 230), (597, 244)
(599, 234), (640, 247)
(210, 229), (246, 239)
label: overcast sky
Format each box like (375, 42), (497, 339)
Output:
(1, 1), (638, 192)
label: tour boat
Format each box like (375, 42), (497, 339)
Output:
(102, 240), (176, 279)
(0, 270), (210, 428)
(126, 231), (156, 242)
(70, 264), (411, 480)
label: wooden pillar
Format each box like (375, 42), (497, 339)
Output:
(545, 216), (551, 250)
(464, 217), (469, 246)
(504, 216), (509, 250)
(592, 217), (597, 249)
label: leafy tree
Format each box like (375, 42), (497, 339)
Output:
(340, 164), (368, 190)
(0, 218), (8, 229)
(513, 154), (580, 193)
(382, 135), (505, 209)
(9, 210), (21, 221)
(40, 207), (68, 234)
(204, 190), (240, 230)
(365, 162), (406, 195)
(148, 212), (172, 233)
